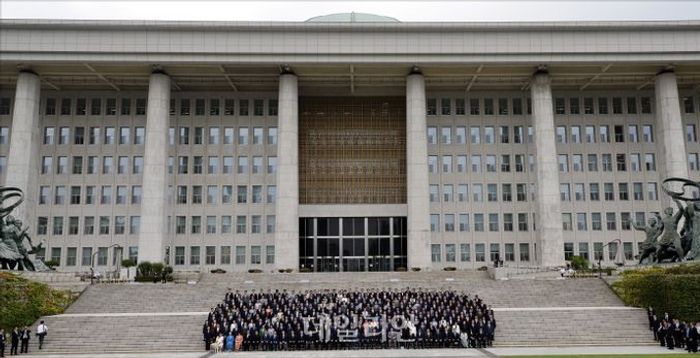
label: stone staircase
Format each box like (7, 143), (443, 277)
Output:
(65, 284), (220, 314)
(36, 314), (205, 354)
(494, 308), (651, 346)
(29, 272), (654, 354)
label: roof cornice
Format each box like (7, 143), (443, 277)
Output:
(2, 18), (700, 32)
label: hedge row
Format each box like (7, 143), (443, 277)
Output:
(612, 264), (700, 322)
(0, 272), (74, 331)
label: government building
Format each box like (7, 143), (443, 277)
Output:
(1, 14), (699, 272)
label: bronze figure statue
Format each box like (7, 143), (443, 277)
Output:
(638, 177), (700, 265)
(0, 186), (47, 271)
(633, 215), (662, 264)
(681, 201), (700, 261)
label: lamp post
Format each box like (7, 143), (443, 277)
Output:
(598, 239), (622, 279)
(91, 244), (122, 284)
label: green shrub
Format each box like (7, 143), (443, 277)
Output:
(43, 260), (60, 269)
(248, 269), (263, 273)
(136, 261), (153, 278)
(613, 263), (700, 322)
(443, 267), (456, 271)
(410, 267), (421, 272)
(163, 267), (174, 281)
(570, 256), (590, 270)
(0, 272), (74, 331)
(121, 259), (136, 268)
(134, 261), (173, 282)
(151, 262), (165, 277)
(299, 267), (312, 273)
(395, 267), (407, 272)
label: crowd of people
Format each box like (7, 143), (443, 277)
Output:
(648, 307), (699, 353)
(203, 288), (496, 352)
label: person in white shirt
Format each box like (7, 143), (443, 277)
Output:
(36, 321), (48, 350)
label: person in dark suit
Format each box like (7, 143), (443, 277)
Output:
(9, 328), (19, 356)
(0, 328), (5, 357)
(19, 327), (30, 354)
(651, 314), (660, 341)
(674, 320), (685, 349)
(202, 323), (210, 351)
(665, 321), (675, 350)
(690, 322), (699, 353)
(658, 322), (667, 347)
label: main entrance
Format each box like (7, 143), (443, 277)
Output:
(299, 217), (407, 272)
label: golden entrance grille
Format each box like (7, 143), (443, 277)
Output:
(299, 97), (407, 204)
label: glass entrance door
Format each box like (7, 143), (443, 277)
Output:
(299, 217), (407, 272)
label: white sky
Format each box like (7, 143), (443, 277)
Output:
(1, 1), (699, 22)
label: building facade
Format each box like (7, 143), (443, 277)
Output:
(0, 15), (699, 272)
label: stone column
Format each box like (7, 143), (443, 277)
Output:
(531, 71), (565, 267)
(6, 71), (41, 229)
(274, 72), (299, 270)
(655, 70), (688, 181)
(138, 72), (170, 264)
(406, 71), (432, 270)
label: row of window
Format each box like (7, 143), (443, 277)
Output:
(23, 122), (700, 150)
(429, 213), (534, 233)
(37, 215), (141, 236)
(40, 155), (278, 176)
(563, 241), (638, 261)
(429, 242), (531, 263)
(168, 245), (275, 266)
(425, 152), (658, 174)
(557, 153), (656, 173)
(26, 121), (700, 149)
(171, 215), (276, 235)
(429, 210), (660, 233)
(19, 97), (279, 117)
(424, 95), (698, 117)
(0, 95), (697, 118)
(41, 156), (145, 176)
(426, 124), (658, 146)
(559, 182), (660, 202)
(428, 240), (642, 263)
(428, 125), (534, 145)
(561, 211), (658, 232)
(39, 184), (277, 206)
(36, 214), (277, 236)
(37, 246), (137, 267)
(35, 244), (275, 267)
(555, 124), (654, 144)
(174, 185), (276, 205)
(429, 183), (534, 203)
(40, 126), (278, 147)
(428, 154), (534, 174)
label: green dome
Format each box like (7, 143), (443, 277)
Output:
(306, 12), (400, 23)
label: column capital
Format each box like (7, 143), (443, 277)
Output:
(17, 66), (38, 76)
(656, 66), (675, 77)
(151, 65), (168, 76)
(532, 69), (550, 85)
(408, 65), (422, 76)
(280, 65), (295, 76)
